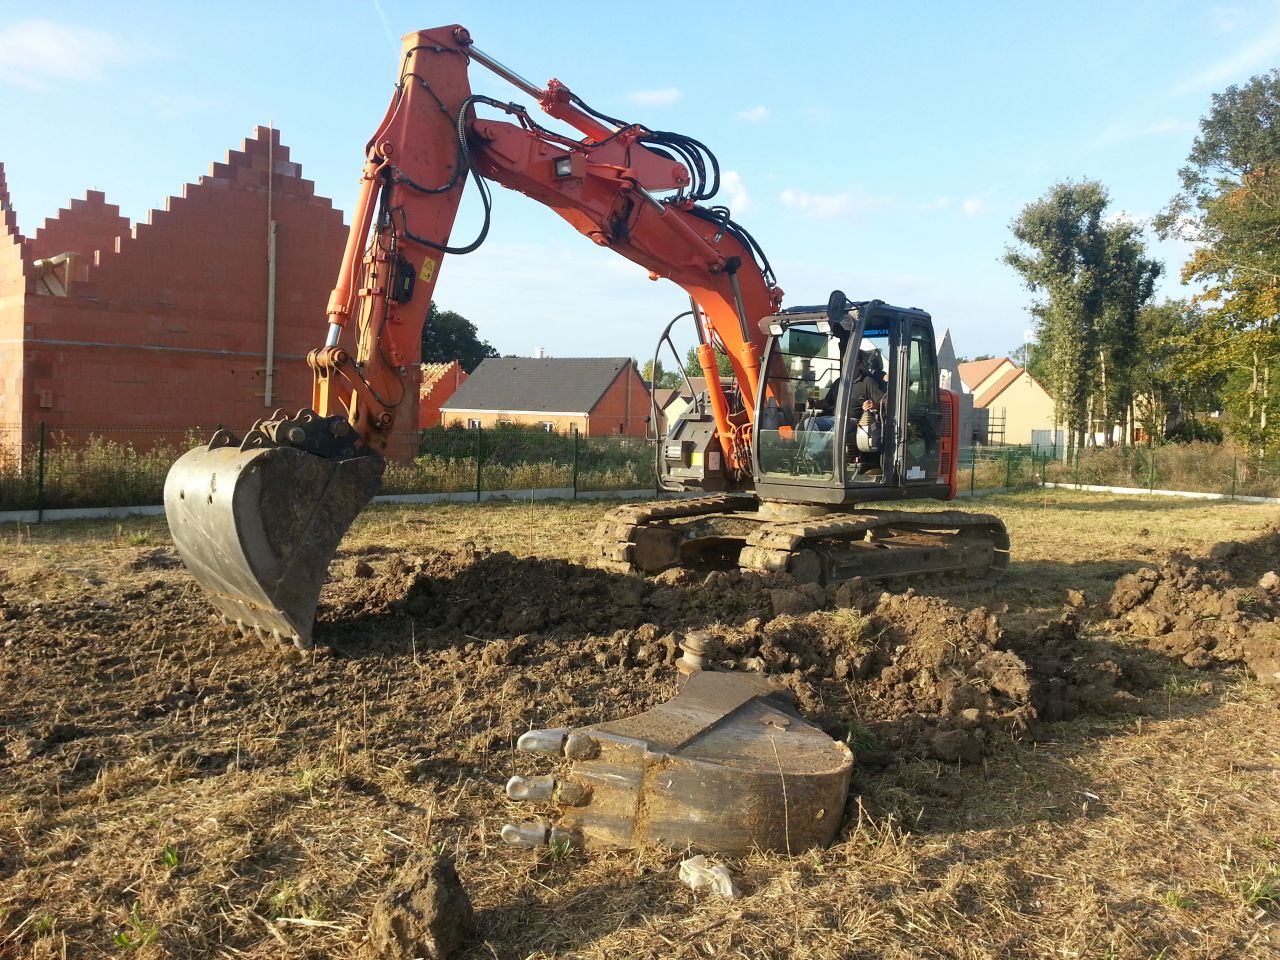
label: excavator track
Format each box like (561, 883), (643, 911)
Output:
(593, 499), (1009, 586)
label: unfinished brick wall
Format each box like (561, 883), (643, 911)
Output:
(3, 128), (423, 461)
(0, 163), (27, 438)
(418, 361), (468, 428)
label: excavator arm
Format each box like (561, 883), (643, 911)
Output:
(313, 25), (781, 469)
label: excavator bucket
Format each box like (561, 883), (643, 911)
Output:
(164, 411), (384, 649)
(502, 669), (853, 855)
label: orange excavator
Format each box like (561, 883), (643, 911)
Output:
(165, 25), (1008, 855)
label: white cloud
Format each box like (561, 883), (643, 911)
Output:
(0, 20), (153, 90)
(1103, 209), (1144, 227)
(722, 170), (751, 214)
(1086, 117), (1196, 151)
(961, 198), (985, 216)
(779, 187), (890, 220)
(625, 87), (683, 107)
(1211, 5), (1247, 32)
(736, 105), (770, 123)
(1172, 19), (1280, 95)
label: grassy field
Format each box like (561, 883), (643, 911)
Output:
(0, 490), (1277, 959)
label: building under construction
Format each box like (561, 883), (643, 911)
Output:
(0, 127), (421, 460)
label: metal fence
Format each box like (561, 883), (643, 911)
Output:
(0, 424), (214, 515)
(5, 423), (1279, 517)
(958, 442), (1280, 499)
(0, 423), (659, 515)
(386, 426), (658, 498)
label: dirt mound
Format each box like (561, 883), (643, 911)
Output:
(312, 550), (1167, 766)
(1105, 560), (1280, 686)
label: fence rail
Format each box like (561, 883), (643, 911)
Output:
(3, 425), (1277, 517)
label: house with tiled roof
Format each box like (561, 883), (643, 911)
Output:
(956, 356), (1061, 447)
(441, 357), (652, 435)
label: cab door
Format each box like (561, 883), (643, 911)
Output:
(902, 322), (942, 482)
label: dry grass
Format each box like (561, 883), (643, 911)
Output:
(0, 491), (1277, 958)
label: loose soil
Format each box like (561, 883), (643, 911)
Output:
(0, 491), (1277, 959)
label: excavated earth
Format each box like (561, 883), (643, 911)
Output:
(1102, 522), (1280, 687)
(1, 509), (1277, 958)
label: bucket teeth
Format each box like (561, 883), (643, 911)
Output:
(506, 774), (556, 802)
(500, 671), (853, 855)
(501, 820), (550, 848)
(516, 728), (568, 755)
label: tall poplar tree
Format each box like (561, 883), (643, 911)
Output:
(1004, 181), (1110, 456)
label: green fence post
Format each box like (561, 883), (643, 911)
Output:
(1004, 449), (1013, 489)
(572, 428), (580, 500)
(969, 448), (976, 494)
(1231, 456), (1237, 501)
(1040, 450), (1047, 487)
(1074, 444), (1081, 489)
(36, 420), (46, 522)
(474, 425), (484, 503)
(1148, 448), (1156, 494)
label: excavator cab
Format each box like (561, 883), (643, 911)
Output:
(753, 299), (955, 505)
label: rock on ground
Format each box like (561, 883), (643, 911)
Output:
(367, 855), (475, 959)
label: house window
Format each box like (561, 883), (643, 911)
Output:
(468, 419), (481, 429)
(540, 422), (555, 433)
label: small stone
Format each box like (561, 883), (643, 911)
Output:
(353, 560), (375, 579)
(1065, 589), (1087, 609)
(1258, 571), (1280, 593)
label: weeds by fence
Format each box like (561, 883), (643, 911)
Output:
(3, 423), (1277, 517)
(959, 440), (1280, 498)
(0, 423), (659, 515)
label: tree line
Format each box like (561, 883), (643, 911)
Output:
(1006, 70), (1280, 458)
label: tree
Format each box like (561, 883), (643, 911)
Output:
(1004, 181), (1110, 456)
(1158, 70), (1280, 455)
(642, 358), (683, 389)
(684, 344), (735, 379)
(1094, 222), (1162, 445)
(1132, 300), (1224, 442)
(420, 302), (498, 372)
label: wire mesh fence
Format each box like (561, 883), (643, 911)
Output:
(958, 440), (1280, 499)
(0, 422), (661, 515)
(4, 423), (1278, 517)
(0, 424), (214, 514)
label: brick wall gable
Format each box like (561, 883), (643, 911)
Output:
(29, 190), (131, 263)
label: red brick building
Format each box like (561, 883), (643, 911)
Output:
(418, 360), (468, 428)
(0, 127), (422, 461)
(441, 357), (652, 435)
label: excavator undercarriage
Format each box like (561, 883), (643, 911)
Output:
(593, 496), (1010, 586)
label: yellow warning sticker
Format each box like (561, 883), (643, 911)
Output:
(419, 258), (437, 283)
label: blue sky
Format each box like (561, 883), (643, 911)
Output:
(2, 1), (1278, 364)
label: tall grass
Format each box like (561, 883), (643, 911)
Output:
(0, 426), (658, 511)
(1045, 441), (1280, 497)
(0, 433), (202, 511)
